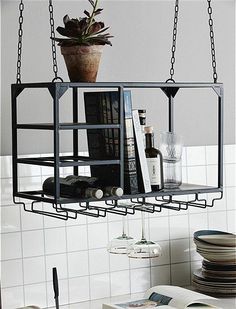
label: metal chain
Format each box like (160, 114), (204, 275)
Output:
(207, 0), (218, 83)
(166, 0), (179, 83)
(48, 0), (63, 82)
(16, 0), (24, 84)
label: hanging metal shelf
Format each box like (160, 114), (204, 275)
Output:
(12, 81), (224, 220)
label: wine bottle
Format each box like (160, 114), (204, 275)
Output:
(43, 175), (123, 199)
(103, 186), (124, 197)
(138, 109), (146, 145)
(144, 126), (164, 191)
(42, 177), (103, 199)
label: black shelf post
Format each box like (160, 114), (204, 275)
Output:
(73, 87), (79, 176)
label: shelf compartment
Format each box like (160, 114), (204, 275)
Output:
(15, 183), (222, 204)
(15, 187), (223, 220)
(16, 123), (121, 130)
(17, 155), (120, 167)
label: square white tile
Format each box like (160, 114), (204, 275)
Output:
(67, 225), (88, 252)
(0, 156), (12, 178)
(68, 251), (89, 277)
(170, 238), (190, 263)
(1, 178), (14, 206)
(46, 253), (68, 281)
(23, 256), (46, 284)
(171, 262), (191, 286)
(68, 276), (90, 303)
(1, 259), (23, 288)
(206, 165), (218, 187)
(18, 161), (41, 177)
(225, 164), (236, 187)
(20, 204), (44, 230)
(110, 270), (130, 297)
(90, 273), (110, 299)
(226, 187), (236, 210)
(44, 227), (67, 255)
(1, 205), (21, 233)
(187, 166), (207, 186)
(206, 145), (218, 165)
(108, 220), (124, 241)
(19, 176), (42, 192)
(208, 211), (227, 231)
(150, 265), (171, 286)
(22, 230), (44, 257)
(186, 146), (206, 166)
(1, 286), (24, 309)
(169, 215), (189, 239)
(88, 223), (108, 249)
(109, 253), (129, 272)
(189, 212), (208, 237)
(24, 283), (47, 308)
(1, 232), (22, 260)
(149, 216), (169, 241)
(227, 210), (236, 234)
(224, 144), (236, 164)
(130, 267), (151, 294)
(89, 248), (109, 275)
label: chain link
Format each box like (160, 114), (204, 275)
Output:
(166, 0), (179, 83)
(48, 0), (63, 82)
(16, 0), (24, 84)
(207, 0), (218, 83)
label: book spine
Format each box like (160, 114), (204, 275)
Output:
(122, 91), (139, 194)
(132, 109), (152, 193)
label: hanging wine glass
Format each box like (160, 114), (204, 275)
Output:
(127, 211), (162, 259)
(107, 200), (136, 254)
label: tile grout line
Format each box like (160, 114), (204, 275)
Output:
(85, 216), (92, 302)
(42, 201), (49, 308)
(19, 205), (26, 306)
(106, 214), (112, 298)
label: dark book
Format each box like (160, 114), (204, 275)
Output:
(84, 91), (139, 194)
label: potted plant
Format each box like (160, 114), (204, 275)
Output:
(54, 0), (112, 82)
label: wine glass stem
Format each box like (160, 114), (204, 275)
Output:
(141, 211), (146, 241)
(122, 216), (127, 238)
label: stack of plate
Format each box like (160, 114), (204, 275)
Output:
(193, 230), (236, 296)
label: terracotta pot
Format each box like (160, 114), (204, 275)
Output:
(61, 45), (103, 82)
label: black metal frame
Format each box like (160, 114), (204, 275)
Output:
(12, 82), (224, 220)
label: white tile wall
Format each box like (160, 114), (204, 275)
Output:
(1, 144), (236, 308)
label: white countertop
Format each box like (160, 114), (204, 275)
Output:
(57, 292), (236, 309)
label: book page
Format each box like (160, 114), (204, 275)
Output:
(145, 286), (217, 309)
(102, 301), (176, 309)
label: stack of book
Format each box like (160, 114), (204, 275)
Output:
(193, 230), (236, 296)
(84, 91), (151, 195)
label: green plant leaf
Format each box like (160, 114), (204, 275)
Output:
(84, 10), (90, 17)
(88, 0), (95, 8)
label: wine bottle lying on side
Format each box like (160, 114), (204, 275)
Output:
(42, 175), (123, 199)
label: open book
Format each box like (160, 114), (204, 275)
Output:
(103, 285), (223, 309)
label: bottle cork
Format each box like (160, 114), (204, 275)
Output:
(144, 126), (153, 134)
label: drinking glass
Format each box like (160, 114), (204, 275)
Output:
(127, 211), (162, 259)
(107, 200), (135, 254)
(160, 132), (183, 189)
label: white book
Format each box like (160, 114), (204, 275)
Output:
(132, 109), (152, 193)
(103, 285), (224, 309)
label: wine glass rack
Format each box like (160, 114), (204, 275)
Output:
(12, 81), (224, 220)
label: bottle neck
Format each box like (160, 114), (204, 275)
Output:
(145, 133), (155, 149)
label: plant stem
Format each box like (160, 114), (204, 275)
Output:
(141, 211), (146, 241)
(85, 0), (99, 35)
